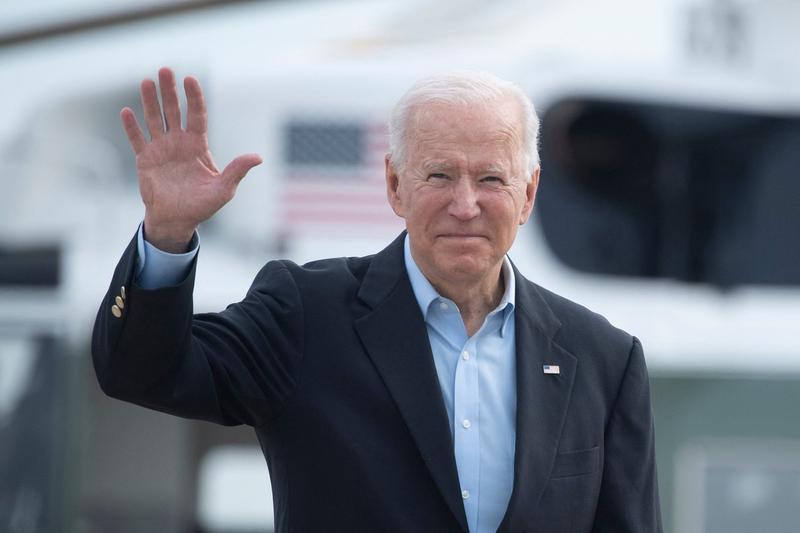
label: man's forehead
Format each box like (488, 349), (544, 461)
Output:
(408, 101), (522, 145)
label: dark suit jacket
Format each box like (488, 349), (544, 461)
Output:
(93, 231), (661, 532)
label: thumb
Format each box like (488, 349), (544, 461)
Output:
(222, 153), (263, 186)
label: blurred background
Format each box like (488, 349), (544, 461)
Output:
(1, 0), (799, 532)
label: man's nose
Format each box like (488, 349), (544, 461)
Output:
(448, 179), (480, 220)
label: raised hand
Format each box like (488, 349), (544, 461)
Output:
(121, 67), (262, 252)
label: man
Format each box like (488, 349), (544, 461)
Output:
(93, 67), (661, 532)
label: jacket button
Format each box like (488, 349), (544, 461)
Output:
(115, 296), (125, 309)
(111, 305), (122, 318)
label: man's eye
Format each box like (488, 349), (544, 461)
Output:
(428, 173), (449, 181)
(481, 176), (503, 184)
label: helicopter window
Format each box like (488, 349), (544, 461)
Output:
(0, 245), (60, 287)
(537, 99), (800, 287)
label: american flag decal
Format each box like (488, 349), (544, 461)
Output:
(543, 365), (560, 375)
(279, 119), (403, 238)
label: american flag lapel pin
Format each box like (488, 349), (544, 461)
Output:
(543, 364), (560, 375)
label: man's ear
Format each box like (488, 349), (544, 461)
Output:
(385, 155), (405, 218)
(518, 165), (540, 225)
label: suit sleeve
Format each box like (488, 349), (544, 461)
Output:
(592, 337), (663, 533)
(92, 233), (304, 427)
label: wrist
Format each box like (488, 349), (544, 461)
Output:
(142, 218), (196, 253)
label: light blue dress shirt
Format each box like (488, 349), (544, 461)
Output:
(403, 236), (517, 533)
(136, 226), (518, 532)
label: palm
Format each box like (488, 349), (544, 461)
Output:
(136, 129), (226, 225)
(121, 68), (261, 249)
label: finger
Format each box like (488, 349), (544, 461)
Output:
(120, 107), (146, 154)
(184, 76), (207, 134)
(221, 154), (263, 186)
(140, 78), (165, 140)
(158, 67), (182, 132)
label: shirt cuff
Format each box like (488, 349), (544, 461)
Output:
(135, 222), (199, 289)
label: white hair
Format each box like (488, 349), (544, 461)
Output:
(388, 71), (540, 178)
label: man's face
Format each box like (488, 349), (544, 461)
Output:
(386, 99), (539, 287)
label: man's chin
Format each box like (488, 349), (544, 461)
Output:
(433, 256), (498, 282)
(434, 237), (493, 259)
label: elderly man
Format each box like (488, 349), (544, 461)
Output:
(93, 68), (661, 532)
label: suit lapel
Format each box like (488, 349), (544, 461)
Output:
(498, 270), (578, 532)
(354, 233), (469, 532)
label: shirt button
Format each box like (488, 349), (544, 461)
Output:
(461, 350), (470, 361)
(439, 301), (448, 311)
(462, 489), (470, 500)
(462, 419), (471, 429)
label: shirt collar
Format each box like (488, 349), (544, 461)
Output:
(403, 234), (516, 337)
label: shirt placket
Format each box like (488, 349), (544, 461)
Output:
(453, 335), (480, 531)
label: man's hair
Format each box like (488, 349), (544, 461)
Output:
(388, 71), (540, 178)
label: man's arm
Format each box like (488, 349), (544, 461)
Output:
(92, 68), (301, 427)
(592, 337), (662, 532)
(93, 228), (304, 427)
